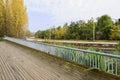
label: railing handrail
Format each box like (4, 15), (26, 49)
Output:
(4, 37), (120, 75)
(4, 37), (120, 59)
(35, 41), (120, 59)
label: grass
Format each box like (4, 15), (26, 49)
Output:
(39, 38), (118, 42)
(0, 37), (3, 41)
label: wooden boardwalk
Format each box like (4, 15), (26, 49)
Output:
(0, 41), (119, 80)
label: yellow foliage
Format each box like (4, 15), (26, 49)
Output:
(0, 0), (29, 38)
(110, 25), (120, 40)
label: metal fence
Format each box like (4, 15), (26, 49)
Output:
(4, 37), (120, 75)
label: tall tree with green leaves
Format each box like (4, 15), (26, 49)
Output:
(78, 20), (86, 40)
(96, 15), (113, 39)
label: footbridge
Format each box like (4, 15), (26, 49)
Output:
(0, 37), (119, 80)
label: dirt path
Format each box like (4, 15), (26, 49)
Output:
(0, 41), (119, 80)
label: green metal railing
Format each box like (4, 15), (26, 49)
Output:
(4, 37), (120, 75)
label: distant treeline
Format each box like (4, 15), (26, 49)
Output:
(35, 15), (120, 40)
(0, 0), (30, 38)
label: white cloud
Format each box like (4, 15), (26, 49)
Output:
(25, 0), (120, 19)
(24, 0), (120, 31)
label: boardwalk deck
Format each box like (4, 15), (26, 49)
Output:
(0, 41), (119, 80)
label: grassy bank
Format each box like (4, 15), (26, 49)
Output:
(0, 37), (4, 41)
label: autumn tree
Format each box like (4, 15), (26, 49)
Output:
(0, 0), (29, 38)
(110, 25), (120, 40)
(54, 26), (65, 39)
(5, 0), (14, 36)
(11, 0), (28, 38)
(0, 0), (5, 37)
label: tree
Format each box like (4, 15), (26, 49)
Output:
(0, 0), (5, 37)
(0, 0), (29, 38)
(51, 27), (56, 39)
(86, 19), (96, 40)
(78, 20), (86, 40)
(110, 25), (120, 40)
(5, 0), (14, 36)
(66, 22), (80, 39)
(62, 23), (68, 39)
(96, 15), (113, 40)
(11, 0), (28, 38)
(35, 14), (116, 41)
(54, 26), (65, 39)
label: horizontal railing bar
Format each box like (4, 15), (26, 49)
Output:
(4, 37), (120, 59)
(36, 42), (120, 59)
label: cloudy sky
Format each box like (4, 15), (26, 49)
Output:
(24, 0), (120, 32)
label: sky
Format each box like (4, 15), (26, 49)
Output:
(24, 0), (120, 32)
